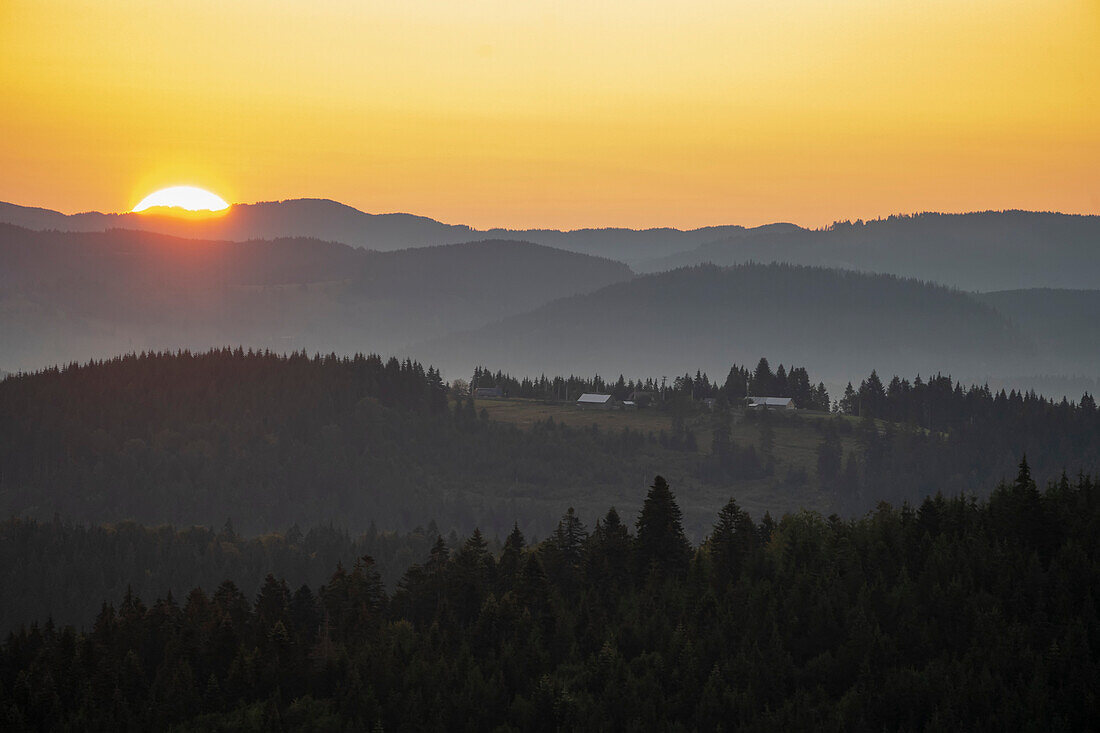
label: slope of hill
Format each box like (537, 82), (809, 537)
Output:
(483, 224), (745, 263)
(0, 199), (744, 264)
(2, 350), (1095, 556)
(0, 350), (833, 541)
(416, 263), (1033, 384)
(975, 289), (1100, 368)
(0, 224), (631, 372)
(638, 211), (1100, 291)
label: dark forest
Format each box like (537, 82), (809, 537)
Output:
(3, 468), (1097, 730)
(1, 349), (1098, 729)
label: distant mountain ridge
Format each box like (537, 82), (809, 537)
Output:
(0, 199), (742, 265)
(0, 198), (471, 251)
(0, 224), (632, 372)
(5, 201), (1096, 286)
(3, 203), (1098, 389)
(638, 211), (1100, 291)
(415, 263), (1051, 385)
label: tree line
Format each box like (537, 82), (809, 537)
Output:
(821, 372), (1100, 512)
(838, 369), (1097, 431)
(470, 357), (830, 410)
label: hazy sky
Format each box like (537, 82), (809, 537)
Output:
(2, 0), (1098, 229)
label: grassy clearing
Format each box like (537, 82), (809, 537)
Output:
(475, 397), (859, 465)
(473, 398), (672, 434)
(468, 397), (868, 530)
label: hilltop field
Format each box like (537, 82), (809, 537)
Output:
(473, 395), (853, 457)
(472, 396), (863, 524)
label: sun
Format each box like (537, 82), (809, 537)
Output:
(132, 186), (230, 213)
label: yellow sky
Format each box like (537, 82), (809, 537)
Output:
(1, 0), (1098, 229)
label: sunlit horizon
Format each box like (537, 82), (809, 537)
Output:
(132, 186), (230, 213)
(9, 195), (1096, 233)
(2, 0), (1098, 229)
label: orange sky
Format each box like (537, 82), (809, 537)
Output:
(1, 0), (1098, 229)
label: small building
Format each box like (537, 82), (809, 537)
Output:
(577, 393), (619, 410)
(702, 397), (718, 410)
(473, 386), (504, 399)
(747, 396), (795, 410)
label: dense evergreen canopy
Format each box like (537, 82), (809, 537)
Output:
(2, 469), (1097, 731)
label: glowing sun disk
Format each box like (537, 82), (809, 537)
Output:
(133, 186), (229, 212)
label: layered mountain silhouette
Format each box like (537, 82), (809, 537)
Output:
(5, 201), (1096, 288)
(0, 224), (630, 372)
(638, 211), (1100, 291)
(0, 198), (469, 248)
(2, 204), (1097, 392)
(0, 199), (740, 265)
(414, 263), (1053, 385)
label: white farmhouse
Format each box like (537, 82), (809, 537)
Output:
(576, 393), (620, 410)
(747, 396), (795, 410)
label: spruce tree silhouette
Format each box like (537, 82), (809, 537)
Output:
(635, 475), (692, 577)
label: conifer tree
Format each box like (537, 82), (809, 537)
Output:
(585, 507), (633, 593)
(455, 529), (494, 624)
(840, 382), (857, 415)
(551, 508), (588, 568)
(751, 358), (773, 395)
(255, 574), (290, 630)
(719, 499), (759, 578)
(635, 476), (692, 576)
(498, 523), (527, 589)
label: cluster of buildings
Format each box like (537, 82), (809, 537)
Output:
(575, 393), (795, 411)
(576, 393), (634, 410)
(470, 385), (796, 411)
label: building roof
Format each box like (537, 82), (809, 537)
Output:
(577, 393), (614, 404)
(748, 396), (794, 406)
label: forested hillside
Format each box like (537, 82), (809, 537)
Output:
(3, 471), (1097, 730)
(2, 350), (1096, 540)
(418, 263), (1032, 383)
(975, 288), (1100, 369)
(0, 349), (781, 537)
(0, 225), (630, 372)
(639, 211), (1100, 291)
